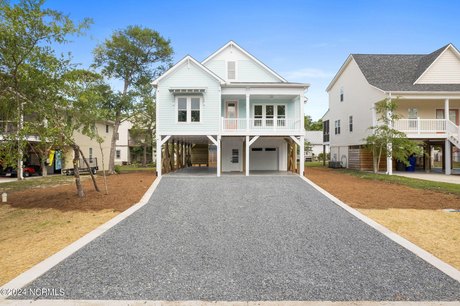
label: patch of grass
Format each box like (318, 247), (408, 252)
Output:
(305, 161), (326, 167)
(117, 165), (156, 172)
(340, 169), (460, 196)
(0, 175), (77, 193)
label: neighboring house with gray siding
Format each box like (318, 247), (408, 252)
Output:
(153, 41), (309, 177)
(323, 44), (460, 174)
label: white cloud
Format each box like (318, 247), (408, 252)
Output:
(283, 68), (334, 81)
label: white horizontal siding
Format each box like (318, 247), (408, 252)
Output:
(204, 45), (282, 83)
(157, 61), (221, 135)
(417, 48), (460, 84)
(203, 60), (225, 80)
(237, 60), (280, 82)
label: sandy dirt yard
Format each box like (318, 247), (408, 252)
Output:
(0, 172), (156, 285)
(305, 167), (460, 270)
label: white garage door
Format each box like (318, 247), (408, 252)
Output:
(250, 147), (278, 171)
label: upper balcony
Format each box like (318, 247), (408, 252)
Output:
(394, 118), (460, 139)
(220, 92), (303, 136)
(221, 118), (301, 135)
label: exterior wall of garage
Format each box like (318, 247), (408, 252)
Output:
(221, 137), (288, 172)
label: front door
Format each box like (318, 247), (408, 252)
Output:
(225, 101), (238, 129)
(222, 140), (242, 172)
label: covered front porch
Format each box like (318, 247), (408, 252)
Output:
(388, 94), (460, 175)
(220, 87), (304, 135)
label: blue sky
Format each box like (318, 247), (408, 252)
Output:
(45, 0), (460, 120)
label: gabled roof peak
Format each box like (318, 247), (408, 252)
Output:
(152, 55), (225, 86)
(201, 40), (287, 82)
(327, 43), (460, 92)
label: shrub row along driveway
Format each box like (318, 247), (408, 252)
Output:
(14, 176), (460, 301)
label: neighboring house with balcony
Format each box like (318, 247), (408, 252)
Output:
(153, 41), (309, 177)
(323, 43), (460, 175)
(0, 119), (112, 174)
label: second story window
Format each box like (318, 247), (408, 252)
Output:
(191, 97), (200, 122)
(177, 97), (187, 122)
(335, 120), (341, 135)
(227, 61), (236, 80)
(105, 124), (109, 133)
(177, 96), (201, 123)
(349, 116), (353, 132)
(340, 87), (344, 102)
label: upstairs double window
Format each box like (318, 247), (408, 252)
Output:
(177, 97), (201, 123)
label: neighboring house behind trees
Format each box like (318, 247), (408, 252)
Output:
(323, 43), (460, 175)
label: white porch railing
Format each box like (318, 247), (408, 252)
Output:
(394, 118), (450, 134)
(221, 117), (301, 132)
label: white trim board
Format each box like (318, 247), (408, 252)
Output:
(0, 177), (163, 300)
(300, 175), (460, 283)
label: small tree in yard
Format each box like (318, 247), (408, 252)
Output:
(93, 26), (173, 174)
(0, 0), (91, 180)
(365, 98), (422, 174)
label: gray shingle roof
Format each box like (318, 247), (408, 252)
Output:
(352, 44), (460, 92)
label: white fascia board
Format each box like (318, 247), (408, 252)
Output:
(413, 44), (460, 85)
(222, 87), (306, 97)
(326, 55), (353, 92)
(202, 41), (288, 83)
(152, 55), (225, 86)
(389, 91), (460, 99)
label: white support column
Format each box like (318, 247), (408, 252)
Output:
(217, 135), (221, 177)
(445, 139), (452, 175)
(299, 135), (305, 177)
(300, 94), (304, 131)
(245, 135), (250, 176)
(246, 90), (250, 131)
(156, 136), (162, 177)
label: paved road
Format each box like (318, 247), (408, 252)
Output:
(13, 176), (460, 301)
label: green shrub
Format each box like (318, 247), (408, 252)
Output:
(114, 165), (121, 174)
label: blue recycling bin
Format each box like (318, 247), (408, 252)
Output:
(406, 155), (416, 172)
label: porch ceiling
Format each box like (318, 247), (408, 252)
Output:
(168, 135), (214, 145)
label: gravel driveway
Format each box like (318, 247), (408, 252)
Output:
(13, 176), (460, 301)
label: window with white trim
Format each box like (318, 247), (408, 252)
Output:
(89, 147), (93, 161)
(340, 87), (344, 102)
(227, 61), (236, 80)
(191, 97), (200, 122)
(177, 96), (201, 123)
(349, 116), (353, 132)
(334, 120), (341, 135)
(116, 150), (121, 159)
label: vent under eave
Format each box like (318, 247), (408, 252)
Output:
(169, 88), (207, 95)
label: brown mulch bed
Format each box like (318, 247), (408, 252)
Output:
(6, 172), (156, 212)
(305, 167), (460, 210)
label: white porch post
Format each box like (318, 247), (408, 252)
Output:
(217, 135), (221, 177)
(245, 135), (250, 176)
(300, 94), (304, 130)
(246, 90), (250, 131)
(445, 139), (452, 175)
(156, 136), (162, 177)
(299, 135), (305, 177)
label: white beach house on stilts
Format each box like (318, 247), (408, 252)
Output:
(153, 41), (309, 177)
